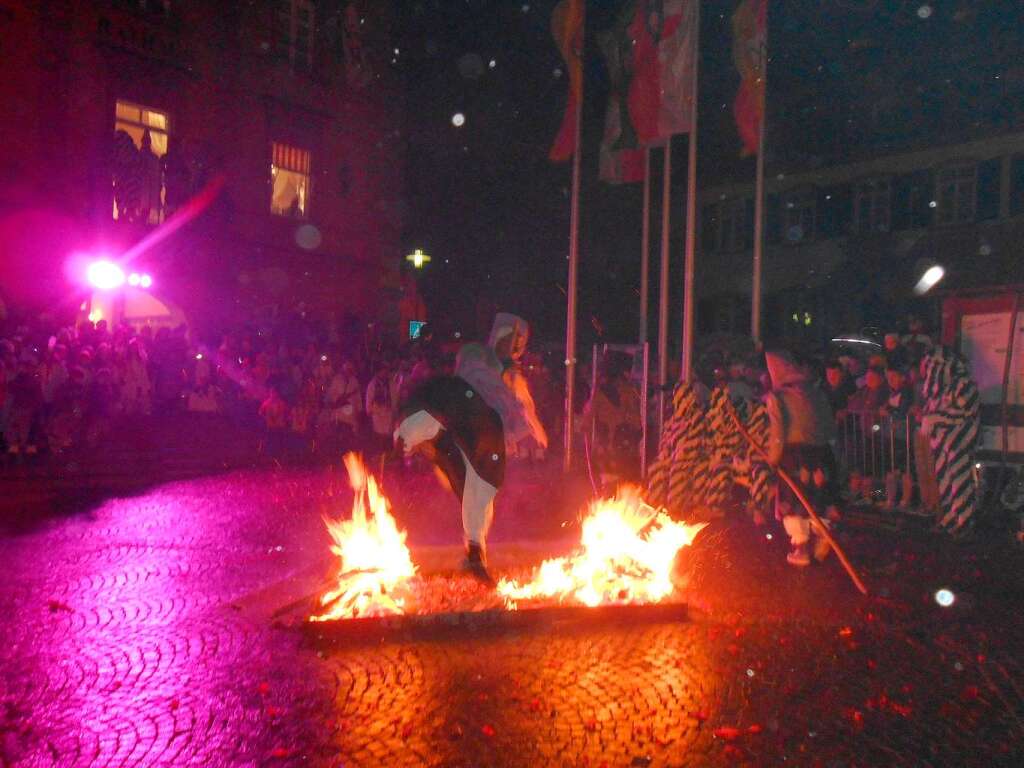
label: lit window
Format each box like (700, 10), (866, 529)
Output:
(113, 100), (170, 225)
(935, 165), (976, 224)
(270, 142), (311, 217)
(854, 178), (891, 232)
(276, 0), (315, 70)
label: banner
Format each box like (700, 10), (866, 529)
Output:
(732, 0), (767, 156)
(549, 0), (586, 162)
(627, 0), (697, 145)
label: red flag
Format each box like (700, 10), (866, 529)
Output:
(627, 1), (697, 145)
(732, 0), (767, 156)
(549, 0), (586, 162)
(598, 7), (645, 184)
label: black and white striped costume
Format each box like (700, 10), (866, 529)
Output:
(704, 387), (747, 513)
(745, 399), (773, 519)
(647, 382), (707, 514)
(920, 347), (980, 532)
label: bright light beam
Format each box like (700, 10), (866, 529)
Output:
(914, 265), (945, 295)
(86, 260), (126, 291)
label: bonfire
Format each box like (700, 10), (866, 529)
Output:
(310, 457), (706, 621)
(496, 486), (706, 609)
(309, 454), (416, 621)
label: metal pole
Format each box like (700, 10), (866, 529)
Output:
(658, 143), (672, 433)
(641, 341), (650, 478)
(751, 118), (766, 343)
(640, 148), (651, 346)
(563, 47), (584, 473)
(681, 0), (701, 382)
(751, 3), (767, 344)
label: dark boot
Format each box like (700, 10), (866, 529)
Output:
(462, 542), (495, 586)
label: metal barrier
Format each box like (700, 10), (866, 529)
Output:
(837, 412), (914, 496)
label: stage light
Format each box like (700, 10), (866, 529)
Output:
(405, 248), (432, 269)
(140, 274), (153, 289)
(935, 588), (955, 607)
(128, 273), (142, 286)
(86, 260), (125, 291)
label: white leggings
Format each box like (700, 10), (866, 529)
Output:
(395, 411), (498, 549)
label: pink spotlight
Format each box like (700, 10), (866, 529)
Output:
(140, 274), (153, 289)
(128, 272), (142, 286)
(86, 260), (126, 291)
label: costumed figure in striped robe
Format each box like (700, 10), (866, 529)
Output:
(704, 386), (749, 516)
(744, 399), (774, 524)
(646, 381), (707, 515)
(919, 347), (980, 536)
(394, 314), (548, 584)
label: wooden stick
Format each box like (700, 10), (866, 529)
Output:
(726, 399), (869, 596)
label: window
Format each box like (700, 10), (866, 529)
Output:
(113, 100), (170, 225)
(276, 0), (314, 70)
(853, 178), (891, 233)
(782, 189), (815, 243)
(719, 198), (750, 252)
(270, 142), (311, 217)
(935, 165), (976, 224)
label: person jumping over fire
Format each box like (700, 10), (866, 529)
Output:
(394, 313), (548, 585)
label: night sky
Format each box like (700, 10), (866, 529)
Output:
(394, 0), (1024, 345)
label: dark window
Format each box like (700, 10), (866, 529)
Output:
(892, 171), (932, 230)
(818, 185), (851, 238)
(701, 203), (719, 252)
(976, 158), (1001, 221)
(1011, 155), (1024, 216)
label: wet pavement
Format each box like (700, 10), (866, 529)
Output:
(1, 461), (1022, 767)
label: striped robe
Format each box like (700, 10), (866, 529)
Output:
(704, 387), (747, 513)
(745, 399), (773, 518)
(920, 348), (980, 531)
(647, 382), (707, 514)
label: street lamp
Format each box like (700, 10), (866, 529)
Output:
(405, 248), (432, 269)
(913, 262), (945, 295)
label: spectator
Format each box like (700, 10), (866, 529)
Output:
(824, 360), (857, 421)
(365, 362), (399, 455)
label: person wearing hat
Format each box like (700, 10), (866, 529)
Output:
(394, 313), (548, 584)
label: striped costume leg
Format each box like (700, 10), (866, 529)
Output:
(936, 418), (979, 529)
(704, 390), (733, 511)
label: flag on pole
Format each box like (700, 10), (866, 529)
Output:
(598, 5), (645, 184)
(549, 0), (586, 162)
(627, 0), (697, 145)
(732, 0), (767, 156)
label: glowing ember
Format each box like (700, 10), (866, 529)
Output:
(309, 454), (416, 621)
(497, 486), (706, 608)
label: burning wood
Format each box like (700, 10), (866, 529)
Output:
(309, 454), (416, 621)
(496, 486), (706, 608)
(310, 458), (705, 623)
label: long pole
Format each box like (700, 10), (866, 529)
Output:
(751, 3), (768, 344)
(751, 118), (765, 343)
(657, 142), (672, 432)
(563, 57), (584, 473)
(639, 147), (651, 346)
(726, 400), (869, 596)
(680, 0), (701, 382)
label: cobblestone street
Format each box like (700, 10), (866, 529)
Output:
(1, 463), (1022, 767)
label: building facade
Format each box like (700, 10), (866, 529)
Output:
(696, 130), (1024, 344)
(0, 0), (404, 337)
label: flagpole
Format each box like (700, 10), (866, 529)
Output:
(563, 48), (584, 473)
(751, 113), (765, 344)
(751, 2), (767, 345)
(657, 142), (671, 433)
(681, 0), (701, 382)
(639, 147), (651, 346)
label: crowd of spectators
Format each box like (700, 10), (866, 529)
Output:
(0, 315), (565, 467)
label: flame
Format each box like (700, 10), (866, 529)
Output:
(497, 486), (706, 608)
(310, 454), (416, 621)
